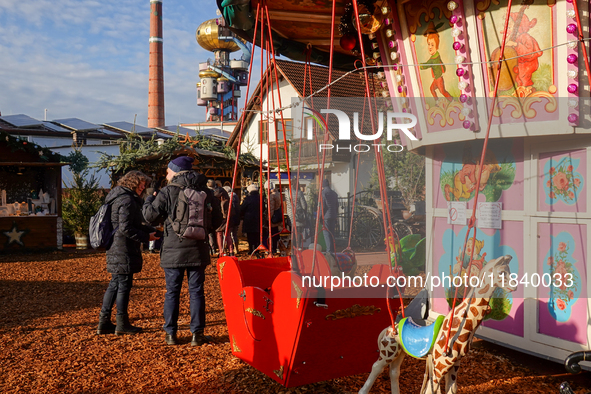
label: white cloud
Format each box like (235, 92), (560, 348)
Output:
(0, 0), (254, 126)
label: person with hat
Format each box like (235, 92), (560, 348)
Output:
(419, 21), (452, 100)
(142, 156), (222, 346)
(240, 183), (261, 254)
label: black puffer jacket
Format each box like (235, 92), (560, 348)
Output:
(142, 171), (222, 269)
(239, 190), (260, 233)
(105, 186), (153, 274)
(322, 186), (339, 220)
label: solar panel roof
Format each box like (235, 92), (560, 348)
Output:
(52, 118), (99, 132)
(104, 121), (153, 134)
(0, 114), (43, 128)
(100, 128), (126, 136)
(42, 121), (70, 132)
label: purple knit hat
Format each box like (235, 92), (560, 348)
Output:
(168, 156), (194, 172)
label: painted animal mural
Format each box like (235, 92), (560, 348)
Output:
(444, 150), (502, 202)
(358, 255), (516, 394)
(452, 236), (486, 278)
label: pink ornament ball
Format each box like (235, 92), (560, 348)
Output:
(450, 15), (458, 24)
(566, 0), (573, 2)
(459, 94), (468, 103)
(568, 113), (578, 123)
(463, 120), (472, 129)
(397, 85), (403, 93)
(567, 83), (578, 93)
(567, 54), (578, 64)
(453, 41), (462, 51)
(567, 24), (577, 34)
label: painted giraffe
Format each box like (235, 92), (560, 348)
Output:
(359, 255), (516, 394)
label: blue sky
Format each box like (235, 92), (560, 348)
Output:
(0, 0), (235, 126)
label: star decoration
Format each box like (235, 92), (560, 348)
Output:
(3, 222), (29, 247)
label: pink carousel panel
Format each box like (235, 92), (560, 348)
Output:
(432, 217), (524, 337)
(475, 0), (559, 124)
(538, 149), (586, 213)
(402, 0), (478, 133)
(537, 222), (588, 344)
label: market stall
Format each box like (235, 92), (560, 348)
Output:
(0, 131), (66, 251)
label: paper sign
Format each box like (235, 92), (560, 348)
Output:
(447, 202), (467, 225)
(477, 202), (502, 229)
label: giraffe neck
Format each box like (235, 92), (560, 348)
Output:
(456, 296), (490, 324)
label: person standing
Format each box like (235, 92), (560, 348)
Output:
(240, 183), (261, 254)
(223, 185), (240, 253)
(293, 182), (308, 249)
(214, 187), (234, 256)
(97, 170), (159, 335)
(142, 156), (222, 346)
(321, 179), (339, 254)
(265, 182), (282, 254)
(206, 179), (217, 255)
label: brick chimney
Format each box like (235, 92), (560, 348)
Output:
(148, 0), (165, 128)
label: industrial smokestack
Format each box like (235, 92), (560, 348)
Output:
(148, 0), (165, 128)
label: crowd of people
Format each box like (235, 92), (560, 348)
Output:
(96, 156), (340, 345)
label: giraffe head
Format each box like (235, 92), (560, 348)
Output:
(476, 255), (515, 298)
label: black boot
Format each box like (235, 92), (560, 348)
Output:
(191, 330), (213, 346)
(165, 333), (178, 345)
(96, 313), (116, 335)
(115, 314), (142, 335)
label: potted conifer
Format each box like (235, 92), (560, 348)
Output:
(62, 170), (103, 249)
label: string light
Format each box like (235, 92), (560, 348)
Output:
(244, 38), (590, 116)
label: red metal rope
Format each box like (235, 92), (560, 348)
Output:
(350, 0), (399, 326)
(257, 4), (267, 253)
(444, 0), (514, 355)
(222, 2), (260, 258)
(309, 0), (338, 273)
(263, 4), (290, 232)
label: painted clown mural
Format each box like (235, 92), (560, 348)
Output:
(404, 0), (474, 131)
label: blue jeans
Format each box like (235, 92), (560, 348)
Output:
(163, 266), (206, 335)
(323, 218), (337, 254)
(100, 274), (134, 316)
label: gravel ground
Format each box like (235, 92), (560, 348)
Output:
(0, 248), (589, 393)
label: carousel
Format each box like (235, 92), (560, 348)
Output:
(214, 0), (591, 391)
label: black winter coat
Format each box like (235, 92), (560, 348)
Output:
(322, 186), (339, 220)
(142, 171), (223, 269)
(239, 191), (260, 234)
(105, 186), (153, 274)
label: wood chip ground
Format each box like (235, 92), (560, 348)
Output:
(0, 249), (589, 393)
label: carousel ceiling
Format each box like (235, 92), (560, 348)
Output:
(218, 0), (391, 69)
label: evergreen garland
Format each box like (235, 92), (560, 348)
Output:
(0, 130), (66, 163)
(93, 132), (258, 176)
